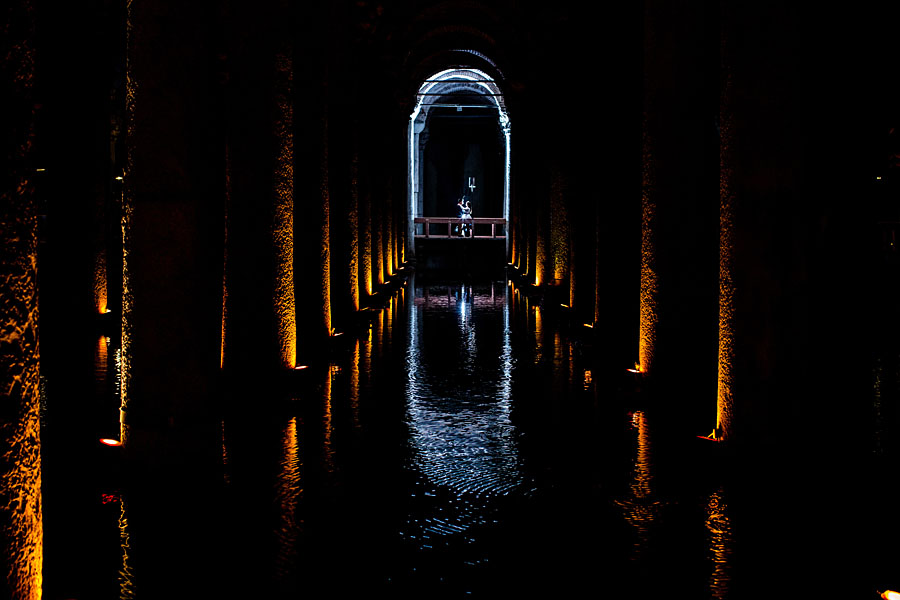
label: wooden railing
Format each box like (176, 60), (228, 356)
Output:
(414, 217), (507, 239)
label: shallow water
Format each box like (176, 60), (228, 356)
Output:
(39, 276), (900, 599)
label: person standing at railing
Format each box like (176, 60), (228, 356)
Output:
(457, 197), (473, 237)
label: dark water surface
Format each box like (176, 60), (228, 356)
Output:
(40, 277), (900, 599)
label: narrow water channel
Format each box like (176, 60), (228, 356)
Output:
(40, 276), (900, 599)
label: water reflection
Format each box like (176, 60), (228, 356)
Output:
(118, 498), (136, 599)
(275, 417), (301, 579)
(615, 410), (664, 559)
(322, 367), (335, 475)
(44, 275), (783, 598)
(404, 280), (524, 546)
(705, 488), (733, 599)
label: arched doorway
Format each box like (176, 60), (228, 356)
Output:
(407, 67), (511, 260)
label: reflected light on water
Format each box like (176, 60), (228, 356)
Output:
(706, 488), (733, 599)
(404, 282), (524, 545)
(221, 420), (230, 484)
(615, 410), (663, 558)
(276, 416), (302, 578)
(322, 368), (335, 474)
(119, 499), (136, 599)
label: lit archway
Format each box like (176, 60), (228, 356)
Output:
(407, 67), (511, 257)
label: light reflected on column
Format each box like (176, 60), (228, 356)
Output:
(639, 112), (658, 375)
(350, 339), (361, 428)
(706, 487), (733, 599)
(275, 416), (302, 579)
(94, 248), (108, 315)
(715, 30), (737, 442)
(114, 347), (125, 444)
(273, 50), (297, 369)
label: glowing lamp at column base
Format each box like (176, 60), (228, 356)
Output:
(294, 365), (308, 371)
(696, 429), (723, 442)
(881, 591), (900, 600)
(100, 438), (122, 447)
(626, 363), (642, 374)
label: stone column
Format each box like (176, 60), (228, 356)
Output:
(122, 3), (225, 461)
(222, 1), (296, 373)
(294, 1), (331, 357)
(549, 163), (569, 290)
(0, 3), (42, 596)
(639, 0), (719, 397)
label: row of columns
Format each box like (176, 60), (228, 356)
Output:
(505, 1), (883, 446)
(121, 2), (406, 466)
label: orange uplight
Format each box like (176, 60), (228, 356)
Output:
(583, 323), (593, 328)
(294, 365), (308, 370)
(100, 438), (122, 447)
(626, 362), (642, 374)
(881, 591), (900, 600)
(560, 303), (569, 308)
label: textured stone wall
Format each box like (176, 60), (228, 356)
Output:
(0, 1), (42, 596)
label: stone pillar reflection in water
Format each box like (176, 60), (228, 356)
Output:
(118, 499), (135, 599)
(275, 416), (301, 581)
(705, 488), (733, 599)
(0, 2), (42, 594)
(615, 411), (662, 560)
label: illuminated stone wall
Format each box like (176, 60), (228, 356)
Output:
(0, 1), (42, 596)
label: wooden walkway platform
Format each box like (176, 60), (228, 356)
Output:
(413, 217), (507, 239)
